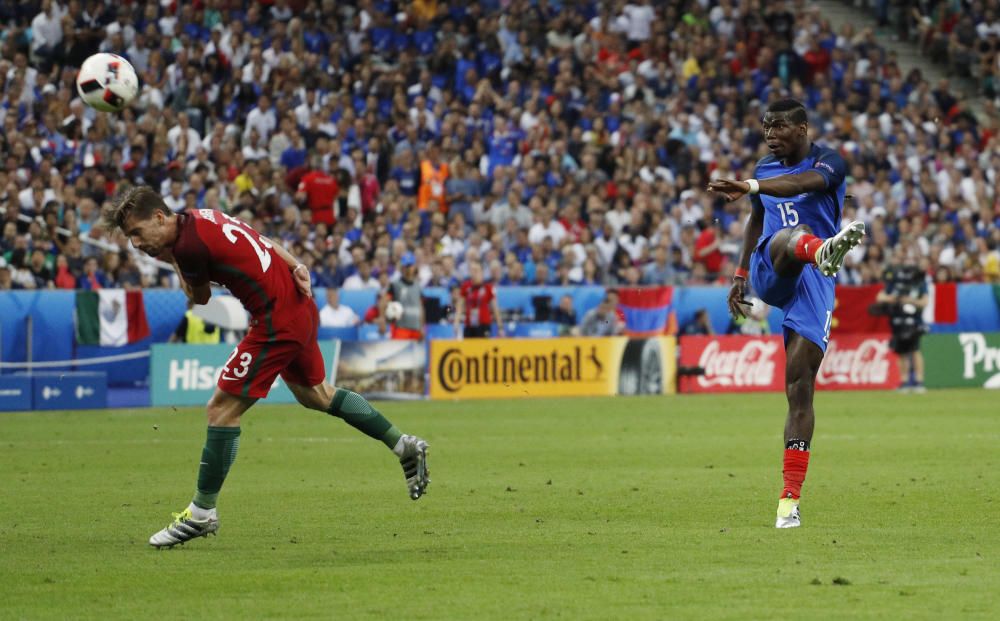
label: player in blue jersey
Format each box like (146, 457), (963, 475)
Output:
(708, 99), (865, 528)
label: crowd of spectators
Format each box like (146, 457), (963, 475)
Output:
(1, 0), (999, 302)
(863, 0), (1000, 105)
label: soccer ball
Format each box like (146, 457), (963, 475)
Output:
(385, 301), (404, 321)
(76, 53), (139, 112)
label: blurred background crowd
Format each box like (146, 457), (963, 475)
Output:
(1, 0), (999, 299)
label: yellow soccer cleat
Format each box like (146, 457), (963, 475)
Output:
(148, 507), (219, 549)
(775, 497), (801, 529)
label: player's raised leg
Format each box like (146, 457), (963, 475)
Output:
(768, 221), (866, 278)
(149, 389), (255, 548)
(776, 333), (824, 528)
(286, 382), (430, 500)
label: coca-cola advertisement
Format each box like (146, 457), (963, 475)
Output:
(816, 334), (900, 390)
(679, 335), (900, 393)
(679, 336), (784, 393)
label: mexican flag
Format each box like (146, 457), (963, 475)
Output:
(76, 290), (151, 346)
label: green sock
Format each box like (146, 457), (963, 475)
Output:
(192, 426), (241, 510)
(326, 389), (402, 449)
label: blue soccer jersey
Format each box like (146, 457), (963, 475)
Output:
(752, 143), (846, 245)
(748, 144), (847, 352)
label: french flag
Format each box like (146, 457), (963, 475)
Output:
(617, 286), (676, 336)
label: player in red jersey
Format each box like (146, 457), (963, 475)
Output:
(103, 186), (429, 549)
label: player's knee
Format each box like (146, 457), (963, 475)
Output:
(295, 391), (326, 411)
(770, 228), (792, 246)
(205, 391), (244, 426)
(205, 402), (235, 426)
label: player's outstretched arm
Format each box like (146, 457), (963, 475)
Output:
(755, 170), (828, 197)
(708, 170), (828, 201)
(261, 235), (312, 298)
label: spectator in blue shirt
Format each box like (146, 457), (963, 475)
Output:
(642, 245), (676, 285)
(77, 256), (109, 290)
(390, 148), (420, 197)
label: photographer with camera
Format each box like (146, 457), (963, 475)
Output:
(875, 247), (929, 393)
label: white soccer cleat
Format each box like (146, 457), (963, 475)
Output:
(397, 435), (430, 500)
(775, 497), (801, 529)
(816, 221), (866, 277)
(148, 507), (219, 549)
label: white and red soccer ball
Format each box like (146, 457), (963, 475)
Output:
(76, 53), (139, 113)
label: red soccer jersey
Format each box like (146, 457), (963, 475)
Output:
(460, 280), (495, 327)
(173, 209), (325, 398)
(173, 209), (303, 323)
(694, 227), (724, 274)
(297, 170), (338, 225)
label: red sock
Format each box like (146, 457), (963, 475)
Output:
(781, 449), (811, 500)
(793, 234), (823, 264)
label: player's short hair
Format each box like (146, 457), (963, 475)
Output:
(102, 185), (171, 233)
(765, 98), (808, 124)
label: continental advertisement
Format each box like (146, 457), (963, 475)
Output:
(922, 332), (1000, 389)
(429, 337), (676, 400)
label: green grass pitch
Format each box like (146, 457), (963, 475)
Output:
(1, 389), (998, 620)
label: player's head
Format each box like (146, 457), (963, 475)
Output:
(399, 251), (416, 279)
(762, 99), (808, 160)
(469, 260), (484, 284)
(104, 185), (175, 257)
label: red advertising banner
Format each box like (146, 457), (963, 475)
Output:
(678, 335), (785, 393)
(679, 334), (900, 393)
(815, 334), (900, 390)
